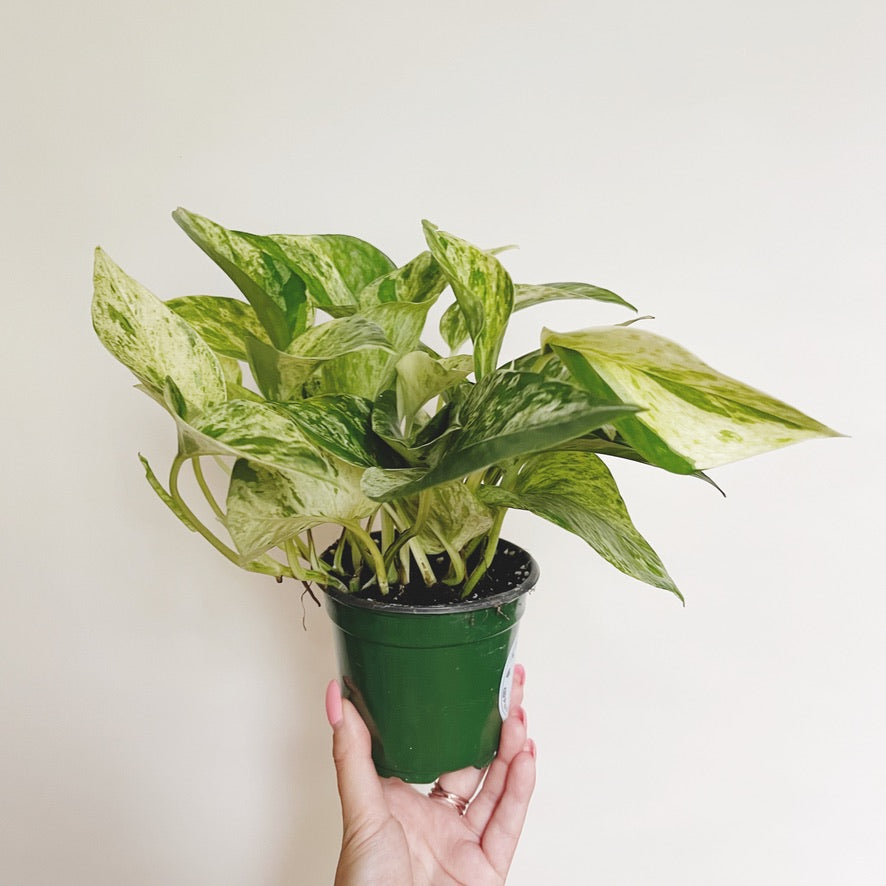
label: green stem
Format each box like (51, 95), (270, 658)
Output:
(342, 521), (389, 595)
(169, 456), (241, 566)
(192, 457), (226, 522)
(461, 507), (507, 598)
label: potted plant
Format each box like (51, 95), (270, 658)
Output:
(92, 209), (838, 782)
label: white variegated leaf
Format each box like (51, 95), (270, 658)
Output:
(395, 351), (473, 427)
(166, 295), (271, 360)
(423, 221), (514, 378)
(543, 326), (840, 471)
(478, 451), (681, 598)
(225, 458), (374, 560)
(92, 249), (226, 413)
(356, 251), (447, 308)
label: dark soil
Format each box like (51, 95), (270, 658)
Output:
(324, 537), (536, 606)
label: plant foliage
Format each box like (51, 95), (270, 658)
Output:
(92, 211), (839, 600)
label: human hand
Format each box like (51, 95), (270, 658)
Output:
(326, 665), (536, 885)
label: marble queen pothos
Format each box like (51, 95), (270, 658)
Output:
(92, 210), (839, 602)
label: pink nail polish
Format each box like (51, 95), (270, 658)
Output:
(325, 679), (343, 727)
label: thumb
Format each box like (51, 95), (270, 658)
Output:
(326, 680), (389, 832)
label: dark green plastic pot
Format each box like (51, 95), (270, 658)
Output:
(323, 540), (538, 783)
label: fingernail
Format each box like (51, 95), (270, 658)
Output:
(515, 664), (526, 686)
(516, 706), (527, 726)
(325, 679), (343, 728)
(529, 739), (537, 758)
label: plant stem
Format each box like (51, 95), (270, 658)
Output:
(342, 521), (389, 595)
(168, 456), (242, 566)
(461, 507), (506, 598)
(192, 457), (226, 521)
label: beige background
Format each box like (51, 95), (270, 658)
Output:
(2, 1), (884, 883)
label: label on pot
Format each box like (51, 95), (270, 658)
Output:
(498, 645), (517, 720)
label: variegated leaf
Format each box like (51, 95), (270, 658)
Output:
(318, 301), (432, 399)
(166, 295), (270, 360)
(225, 458), (374, 560)
(172, 208), (309, 348)
(247, 316), (392, 401)
(544, 326), (840, 471)
(171, 398), (331, 479)
(441, 281), (637, 353)
(269, 233), (395, 302)
(356, 251), (448, 308)
(403, 483), (494, 554)
(423, 221), (514, 378)
(276, 394), (397, 467)
(92, 249), (226, 413)
(478, 451), (681, 598)
(395, 351), (473, 428)
(361, 369), (642, 501)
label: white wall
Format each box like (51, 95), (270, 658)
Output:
(2, 1), (883, 883)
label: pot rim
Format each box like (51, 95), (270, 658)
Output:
(321, 539), (539, 616)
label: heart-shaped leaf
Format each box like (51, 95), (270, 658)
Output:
(544, 326), (841, 471)
(225, 458), (373, 560)
(423, 221), (514, 378)
(166, 295), (271, 360)
(442, 281), (637, 353)
(173, 208), (310, 349)
(356, 251), (448, 307)
(361, 369), (642, 501)
(395, 351), (473, 430)
(478, 450), (681, 598)
(92, 249), (226, 413)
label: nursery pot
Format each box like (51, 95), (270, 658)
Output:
(323, 540), (538, 783)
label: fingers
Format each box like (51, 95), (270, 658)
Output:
(480, 747), (536, 879)
(465, 665), (529, 832)
(326, 680), (389, 833)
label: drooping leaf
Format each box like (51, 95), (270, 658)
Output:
(172, 208), (309, 348)
(544, 326), (841, 471)
(246, 315), (393, 401)
(166, 295), (271, 360)
(225, 458), (374, 560)
(395, 351), (473, 429)
(269, 233), (395, 302)
(276, 394), (398, 468)
(423, 221), (514, 378)
(170, 397), (331, 479)
(441, 281), (637, 353)
(92, 249), (227, 413)
(361, 369), (642, 501)
(356, 251), (448, 308)
(477, 451), (681, 598)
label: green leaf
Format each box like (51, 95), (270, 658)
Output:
(403, 483), (494, 554)
(92, 249), (226, 413)
(395, 351), (473, 429)
(356, 251), (448, 308)
(477, 451), (681, 598)
(423, 221), (514, 378)
(225, 458), (374, 560)
(139, 454), (197, 532)
(269, 233), (395, 303)
(514, 282), (636, 312)
(166, 295), (271, 361)
(361, 369), (642, 501)
(172, 208), (309, 349)
(544, 326), (841, 471)
(318, 301), (433, 399)
(441, 281), (637, 353)
(246, 315), (393, 401)
(276, 394), (397, 468)
(170, 397), (332, 479)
